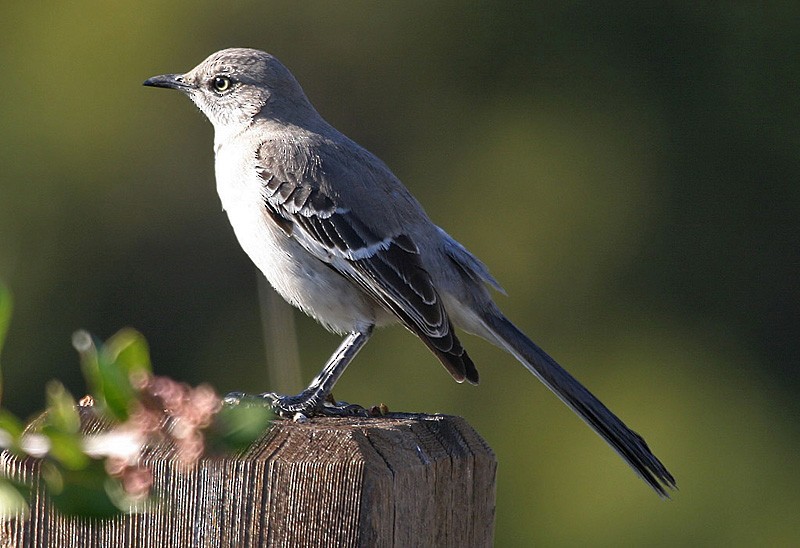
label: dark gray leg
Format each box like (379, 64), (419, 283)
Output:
(249, 327), (374, 418)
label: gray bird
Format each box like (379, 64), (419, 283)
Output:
(144, 48), (675, 497)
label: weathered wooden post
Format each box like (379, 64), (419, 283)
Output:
(1, 410), (496, 547)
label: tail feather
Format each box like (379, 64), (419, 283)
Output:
(484, 312), (676, 497)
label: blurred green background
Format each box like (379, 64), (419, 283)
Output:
(1, 2), (798, 545)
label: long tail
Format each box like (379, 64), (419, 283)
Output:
(483, 312), (676, 497)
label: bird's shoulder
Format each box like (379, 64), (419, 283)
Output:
(253, 129), (428, 234)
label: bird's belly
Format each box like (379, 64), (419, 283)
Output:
(222, 200), (390, 334)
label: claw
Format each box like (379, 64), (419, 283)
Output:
(254, 391), (371, 418)
(292, 412), (309, 423)
(222, 391), (251, 405)
(319, 400), (370, 417)
(226, 390), (377, 419)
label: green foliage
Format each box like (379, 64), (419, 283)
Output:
(73, 329), (152, 422)
(0, 410), (24, 451)
(207, 403), (274, 454)
(41, 459), (121, 519)
(0, 476), (28, 516)
(0, 283), (11, 404)
(42, 383), (90, 472)
(0, 289), (273, 518)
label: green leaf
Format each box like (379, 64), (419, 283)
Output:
(0, 282), (12, 404)
(95, 356), (136, 422)
(96, 328), (152, 420)
(0, 283), (11, 354)
(44, 382), (80, 434)
(72, 330), (102, 401)
(0, 409), (26, 457)
(0, 477), (29, 516)
(104, 328), (152, 377)
(42, 382), (89, 470)
(41, 428), (90, 471)
(0, 409), (24, 441)
(72, 330), (139, 421)
(207, 403), (273, 453)
(43, 459), (123, 518)
(45, 381), (80, 435)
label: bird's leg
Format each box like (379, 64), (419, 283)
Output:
(256, 327), (374, 418)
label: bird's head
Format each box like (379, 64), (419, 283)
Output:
(144, 48), (317, 133)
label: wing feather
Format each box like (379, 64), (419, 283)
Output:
(255, 145), (478, 383)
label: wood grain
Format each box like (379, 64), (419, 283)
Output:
(1, 410), (496, 547)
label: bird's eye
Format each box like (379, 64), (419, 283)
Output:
(212, 76), (233, 93)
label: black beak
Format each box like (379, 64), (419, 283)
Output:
(143, 73), (193, 91)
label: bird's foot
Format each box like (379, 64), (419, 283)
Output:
(224, 391), (374, 420)
(266, 392), (373, 419)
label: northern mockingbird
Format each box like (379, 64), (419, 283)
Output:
(144, 48), (675, 497)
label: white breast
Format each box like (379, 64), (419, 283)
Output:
(213, 141), (392, 334)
